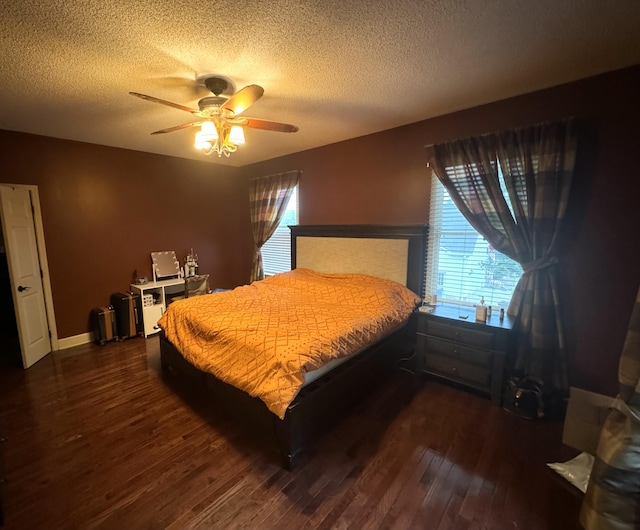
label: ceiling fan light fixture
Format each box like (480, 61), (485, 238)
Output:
(194, 130), (210, 150)
(194, 121), (241, 157)
(229, 125), (245, 145)
(195, 121), (222, 151)
(201, 120), (218, 138)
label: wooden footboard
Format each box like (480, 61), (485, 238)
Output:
(159, 316), (418, 469)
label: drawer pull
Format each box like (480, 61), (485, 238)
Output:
(452, 367), (458, 373)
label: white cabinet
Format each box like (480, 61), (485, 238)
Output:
(130, 278), (184, 337)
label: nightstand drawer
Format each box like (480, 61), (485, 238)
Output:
(425, 354), (492, 387)
(417, 318), (494, 349)
(419, 335), (493, 368)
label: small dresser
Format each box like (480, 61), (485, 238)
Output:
(416, 305), (516, 404)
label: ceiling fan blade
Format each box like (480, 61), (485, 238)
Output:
(221, 85), (264, 115)
(150, 122), (201, 135)
(129, 92), (198, 114)
(242, 117), (299, 133)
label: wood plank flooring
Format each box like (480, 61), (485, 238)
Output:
(0, 337), (578, 529)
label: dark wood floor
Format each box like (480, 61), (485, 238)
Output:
(0, 337), (578, 529)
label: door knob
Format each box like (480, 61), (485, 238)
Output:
(17, 285), (31, 292)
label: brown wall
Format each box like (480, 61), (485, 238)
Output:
(241, 66), (640, 396)
(0, 132), (254, 338)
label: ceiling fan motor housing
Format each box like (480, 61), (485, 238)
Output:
(204, 77), (229, 96)
(198, 96), (227, 113)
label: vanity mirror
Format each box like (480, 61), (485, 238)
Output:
(151, 251), (181, 281)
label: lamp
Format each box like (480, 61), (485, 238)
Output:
(194, 119), (245, 158)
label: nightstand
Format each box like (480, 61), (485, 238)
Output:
(416, 305), (516, 404)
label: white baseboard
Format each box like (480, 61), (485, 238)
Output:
(57, 332), (93, 350)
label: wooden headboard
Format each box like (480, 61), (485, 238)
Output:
(290, 224), (428, 296)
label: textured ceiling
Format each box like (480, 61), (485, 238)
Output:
(1, 0), (639, 167)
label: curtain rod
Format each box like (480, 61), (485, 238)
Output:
(423, 117), (575, 155)
(250, 169), (302, 180)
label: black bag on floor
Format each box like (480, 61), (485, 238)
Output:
(503, 375), (549, 419)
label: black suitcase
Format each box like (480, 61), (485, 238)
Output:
(90, 305), (118, 345)
(110, 292), (143, 339)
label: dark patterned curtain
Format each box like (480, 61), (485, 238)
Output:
(249, 170), (300, 282)
(581, 287), (640, 529)
(425, 118), (577, 392)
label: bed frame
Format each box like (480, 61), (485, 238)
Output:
(159, 224), (428, 469)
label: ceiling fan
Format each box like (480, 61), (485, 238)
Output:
(129, 77), (299, 157)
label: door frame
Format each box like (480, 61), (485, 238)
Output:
(0, 183), (59, 351)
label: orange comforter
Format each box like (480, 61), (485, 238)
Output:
(158, 268), (420, 419)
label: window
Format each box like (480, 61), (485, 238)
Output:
(261, 186), (298, 276)
(425, 173), (521, 310)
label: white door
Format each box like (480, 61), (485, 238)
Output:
(0, 185), (51, 368)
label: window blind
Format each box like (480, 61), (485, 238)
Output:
(262, 187), (298, 276)
(262, 227), (293, 275)
(425, 173), (521, 310)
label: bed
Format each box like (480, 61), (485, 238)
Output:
(159, 224), (428, 469)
